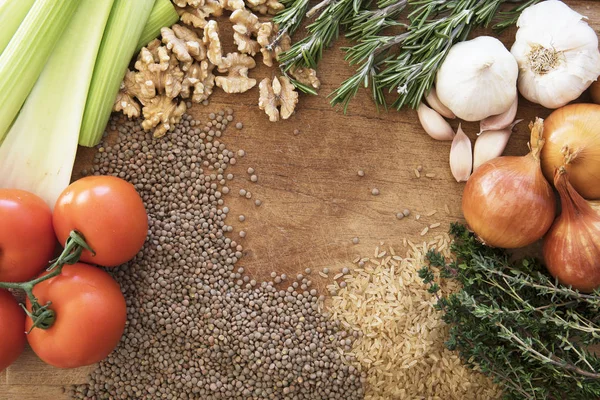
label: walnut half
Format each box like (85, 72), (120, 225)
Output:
(258, 76), (298, 122)
(215, 52), (257, 93)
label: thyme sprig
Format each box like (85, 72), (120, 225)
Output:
(419, 224), (600, 399)
(275, 0), (540, 108)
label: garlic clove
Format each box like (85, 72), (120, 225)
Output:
(417, 102), (454, 141)
(425, 87), (455, 119)
(480, 95), (518, 133)
(473, 119), (522, 171)
(449, 124), (472, 182)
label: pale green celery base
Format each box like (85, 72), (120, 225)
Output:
(0, 0), (80, 143)
(79, 0), (156, 147)
(0, 0), (115, 208)
(136, 0), (179, 53)
(0, 0), (37, 56)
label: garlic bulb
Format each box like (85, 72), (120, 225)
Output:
(436, 36), (518, 122)
(510, 0), (600, 109)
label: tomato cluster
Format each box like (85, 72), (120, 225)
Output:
(0, 176), (147, 371)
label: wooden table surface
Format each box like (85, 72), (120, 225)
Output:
(2, 2), (598, 398)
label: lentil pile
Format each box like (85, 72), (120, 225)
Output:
(71, 111), (365, 399)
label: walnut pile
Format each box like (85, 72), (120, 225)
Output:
(245, 0), (284, 15)
(114, 1), (321, 134)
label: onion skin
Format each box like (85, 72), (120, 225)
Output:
(541, 104), (600, 199)
(590, 81), (600, 105)
(463, 155), (556, 248)
(543, 169), (600, 292)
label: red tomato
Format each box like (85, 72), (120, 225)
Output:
(0, 189), (56, 282)
(0, 289), (26, 372)
(53, 176), (148, 267)
(26, 263), (126, 368)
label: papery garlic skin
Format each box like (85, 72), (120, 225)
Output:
(480, 95), (517, 133)
(449, 125), (472, 182)
(416, 102), (455, 141)
(511, 0), (600, 109)
(425, 87), (455, 119)
(436, 36), (518, 122)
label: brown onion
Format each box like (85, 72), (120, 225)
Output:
(543, 167), (600, 292)
(541, 104), (600, 199)
(462, 118), (556, 248)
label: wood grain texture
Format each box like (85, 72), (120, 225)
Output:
(2, 1), (598, 398)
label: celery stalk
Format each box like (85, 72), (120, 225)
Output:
(0, 0), (37, 56)
(0, 0), (114, 208)
(79, 0), (156, 147)
(0, 0), (80, 144)
(136, 0), (178, 53)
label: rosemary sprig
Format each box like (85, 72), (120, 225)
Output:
(275, 0), (540, 108)
(271, 0), (310, 39)
(493, 0), (540, 31)
(277, 0), (367, 72)
(420, 224), (600, 399)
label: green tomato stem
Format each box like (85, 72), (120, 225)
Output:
(0, 230), (94, 331)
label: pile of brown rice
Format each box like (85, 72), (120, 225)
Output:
(327, 235), (502, 400)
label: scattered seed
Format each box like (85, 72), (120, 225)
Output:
(239, 215), (245, 222)
(425, 173), (436, 178)
(250, 174), (258, 182)
(417, 165), (423, 172)
(414, 169), (421, 178)
(222, 187), (230, 194)
(305, 268), (312, 274)
(340, 281), (347, 288)
(342, 267), (349, 275)
(426, 210), (437, 217)
(254, 199), (262, 206)
(318, 272), (328, 278)
(396, 213), (404, 220)
(352, 237), (359, 244)
(323, 268), (330, 274)
(420, 227), (429, 236)
(235, 122), (243, 129)
(247, 167), (254, 174)
(357, 170), (365, 177)
(239, 189), (247, 196)
(403, 209), (411, 217)
(270, 271), (277, 278)
(333, 273), (344, 280)
(237, 149), (245, 157)
(371, 188), (380, 196)
(239, 230), (246, 238)
(445, 204), (450, 214)
(293, 129), (300, 135)
(245, 191), (252, 199)
(429, 223), (441, 229)
(415, 214), (421, 220)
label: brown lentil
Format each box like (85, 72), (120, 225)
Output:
(71, 111), (365, 400)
